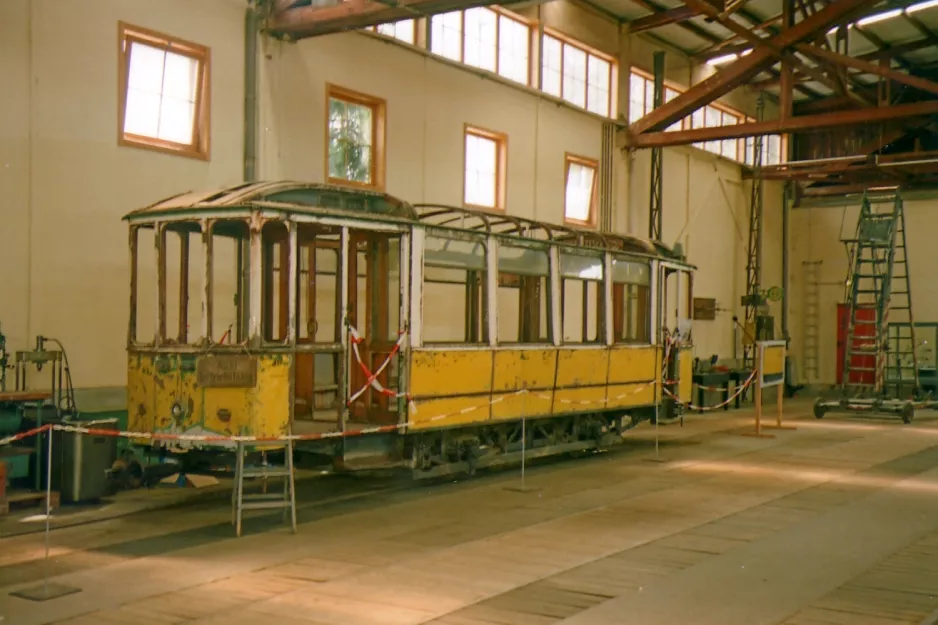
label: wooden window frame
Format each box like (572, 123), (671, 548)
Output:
(563, 153), (598, 228)
(545, 28), (616, 118)
(367, 19), (417, 44)
(463, 124), (508, 212)
(628, 68), (688, 129)
(325, 84), (387, 191)
(430, 7), (533, 86)
(117, 22), (211, 161)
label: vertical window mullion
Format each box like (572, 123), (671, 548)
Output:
(460, 10), (466, 63)
(559, 41), (565, 100)
(580, 48), (587, 107)
(495, 13), (501, 75)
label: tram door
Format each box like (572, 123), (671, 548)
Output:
(294, 227), (343, 426)
(346, 230), (405, 425)
(659, 264), (694, 414)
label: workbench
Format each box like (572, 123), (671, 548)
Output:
(692, 371), (731, 413)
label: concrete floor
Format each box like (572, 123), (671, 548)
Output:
(2, 399), (938, 625)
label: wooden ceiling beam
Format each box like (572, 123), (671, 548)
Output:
(794, 43), (938, 97)
(628, 0), (876, 137)
(629, 6), (700, 33)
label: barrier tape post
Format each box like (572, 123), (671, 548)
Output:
(645, 377), (667, 464)
(9, 427), (81, 602)
(505, 385), (539, 494)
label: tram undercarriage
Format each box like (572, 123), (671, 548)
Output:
(320, 405), (660, 479)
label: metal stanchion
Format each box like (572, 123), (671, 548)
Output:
(10, 427), (81, 602)
(645, 378), (668, 463)
(506, 388), (539, 493)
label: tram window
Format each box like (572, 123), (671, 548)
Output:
(560, 252), (604, 344)
(496, 242), (550, 344)
(612, 257), (651, 343)
(159, 224), (202, 345)
(298, 240), (340, 344)
(348, 234), (402, 342)
(262, 222), (290, 343)
(423, 234), (487, 344)
(387, 241), (401, 338)
(131, 225), (157, 344)
(210, 221), (246, 344)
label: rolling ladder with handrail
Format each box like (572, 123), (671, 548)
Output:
(813, 192), (932, 422)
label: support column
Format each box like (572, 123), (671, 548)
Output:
(782, 181), (791, 341)
(648, 50), (665, 241)
(743, 93), (765, 371)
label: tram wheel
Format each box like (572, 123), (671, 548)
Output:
(901, 402), (915, 424)
(813, 398), (826, 420)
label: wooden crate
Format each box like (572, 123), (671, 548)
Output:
(0, 489), (60, 517)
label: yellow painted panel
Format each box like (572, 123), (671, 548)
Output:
(762, 345), (786, 377)
(553, 386), (607, 414)
(127, 354), (155, 442)
(408, 395), (492, 429)
(491, 390), (553, 421)
(410, 350), (493, 397)
(556, 349), (608, 387)
(607, 346), (658, 384)
(127, 352), (290, 441)
(607, 383), (656, 409)
(679, 349), (693, 403)
(492, 349), (557, 392)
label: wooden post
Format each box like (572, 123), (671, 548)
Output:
(743, 341), (776, 438)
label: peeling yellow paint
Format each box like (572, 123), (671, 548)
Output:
(410, 350), (493, 397)
(127, 352), (291, 441)
(555, 349), (607, 387)
(679, 348), (693, 403)
(608, 346), (657, 384)
(492, 349), (556, 392)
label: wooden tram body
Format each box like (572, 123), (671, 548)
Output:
(124, 182), (695, 476)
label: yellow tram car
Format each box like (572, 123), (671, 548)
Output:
(125, 181), (695, 476)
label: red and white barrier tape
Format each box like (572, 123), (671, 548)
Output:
(348, 325), (411, 407)
(0, 424), (52, 447)
(662, 369), (757, 412)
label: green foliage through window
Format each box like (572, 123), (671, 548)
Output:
(328, 97), (374, 184)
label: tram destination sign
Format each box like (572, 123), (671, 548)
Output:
(197, 355), (258, 388)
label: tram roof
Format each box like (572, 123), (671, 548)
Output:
(125, 181), (690, 264)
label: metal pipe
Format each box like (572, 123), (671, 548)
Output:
(878, 157), (938, 167)
(244, 5), (259, 182)
(782, 181), (791, 340)
(775, 155), (868, 167)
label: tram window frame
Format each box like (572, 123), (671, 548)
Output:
(496, 239), (552, 345)
(130, 224), (158, 346)
(209, 219), (248, 346)
(611, 256), (651, 344)
(261, 221), (291, 345)
(422, 232), (488, 345)
(559, 249), (604, 345)
(296, 231), (342, 345)
(158, 221), (204, 346)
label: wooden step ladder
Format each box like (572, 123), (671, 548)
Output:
(231, 439), (297, 537)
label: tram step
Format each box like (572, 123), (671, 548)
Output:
(240, 500), (293, 511)
(241, 468), (292, 479)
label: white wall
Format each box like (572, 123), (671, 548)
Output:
(258, 27), (606, 226)
(0, 0), (245, 400)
